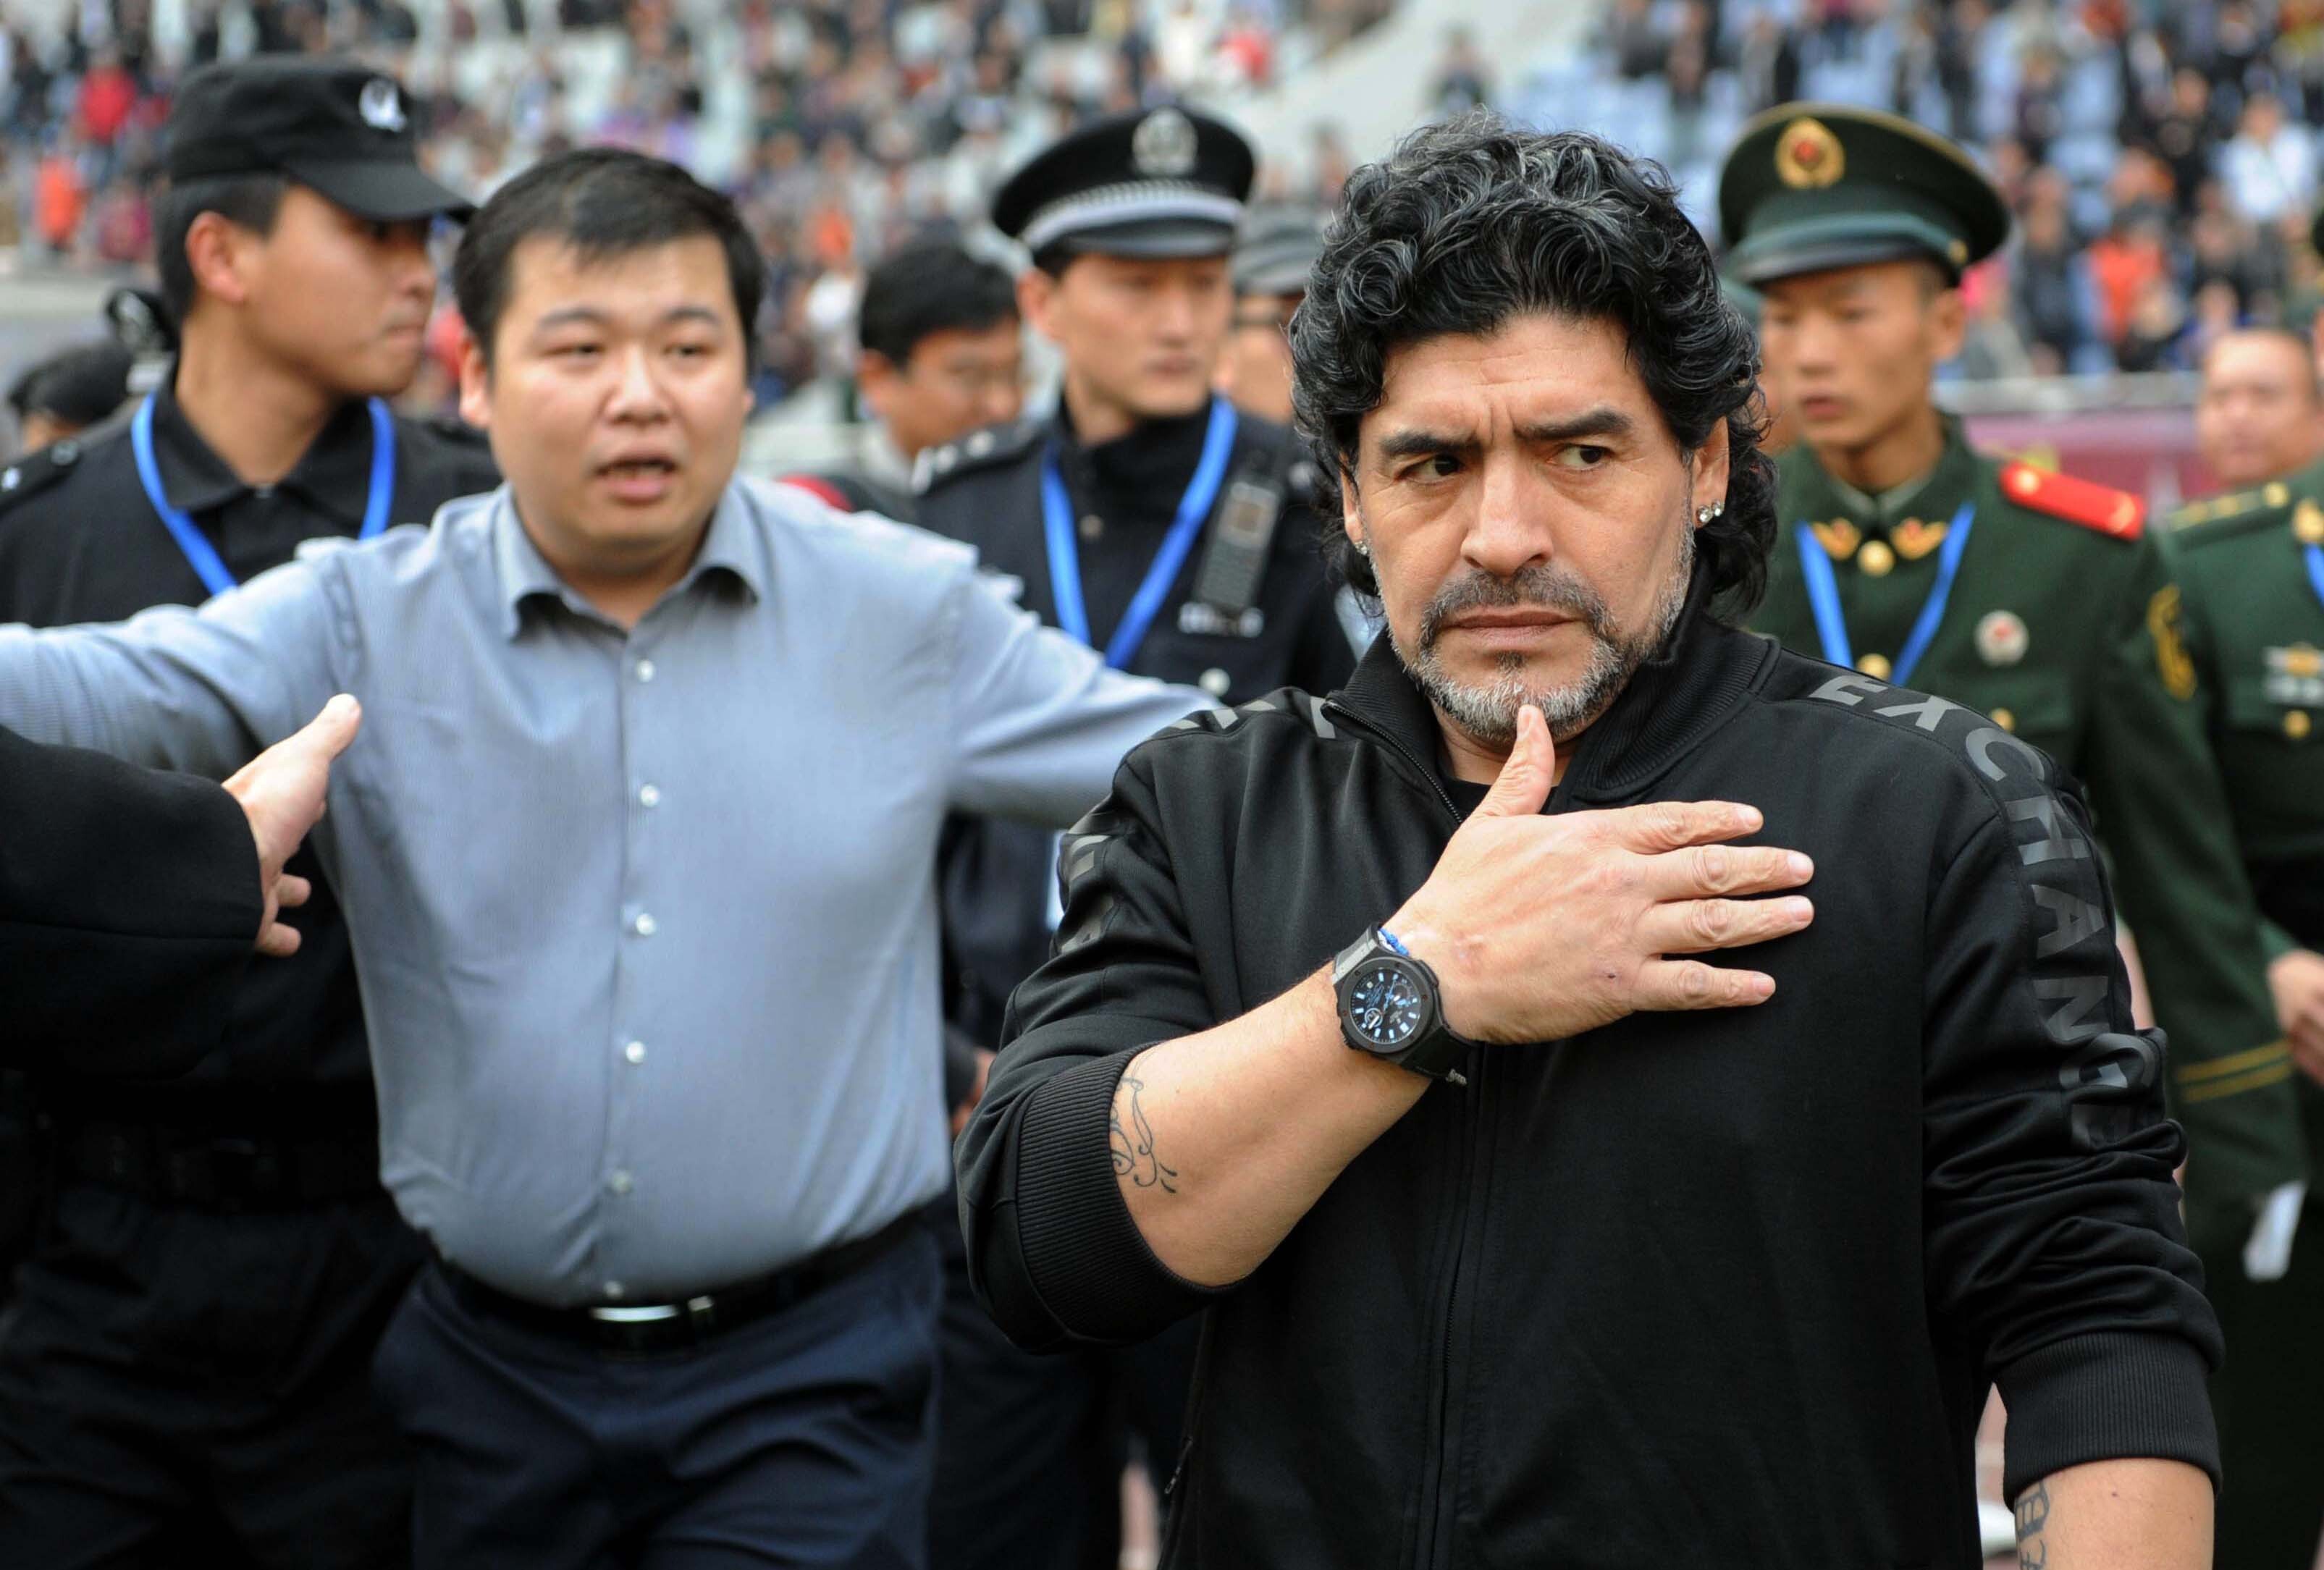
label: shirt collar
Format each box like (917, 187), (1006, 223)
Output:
(146, 370), (380, 531)
(491, 481), (768, 640)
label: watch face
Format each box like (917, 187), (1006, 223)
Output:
(1348, 961), (1426, 1050)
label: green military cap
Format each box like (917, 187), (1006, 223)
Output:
(1718, 102), (2009, 287)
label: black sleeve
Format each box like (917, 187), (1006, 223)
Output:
(1920, 780), (2223, 1501)
(0, 723), (260, 1076)
(956, 737), (1230, 1351)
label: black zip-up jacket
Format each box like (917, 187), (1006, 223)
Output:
(958, 579), (2223, 1569)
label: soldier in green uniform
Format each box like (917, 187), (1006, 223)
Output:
(1722, 104), (2306, 1313)
(2163, 394), (2324, 1565)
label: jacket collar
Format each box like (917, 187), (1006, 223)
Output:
(146, 368), (379, 531)
(1331, 562), (1777, 809)
(1051, 397), (1215, 520)
(1780, 414), (1982, 538)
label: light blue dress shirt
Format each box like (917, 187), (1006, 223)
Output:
(0, 480), (1203, 1306)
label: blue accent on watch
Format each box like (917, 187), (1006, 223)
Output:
(134, 394), (398, 599)
(1377, 927), (1412, 958)
(1792, 498), (1976, 688)
(1040, 396), (1237, 670)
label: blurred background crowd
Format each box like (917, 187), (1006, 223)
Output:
(6, 0), (2324, 450)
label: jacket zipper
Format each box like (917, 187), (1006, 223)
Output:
(1321, 693), (1476, 1570)
(1320, 696), (1462, 823)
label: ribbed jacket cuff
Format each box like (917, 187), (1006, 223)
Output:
(1013, 1048), (1220, 1342)
(1995, 1331), (2220, 1503)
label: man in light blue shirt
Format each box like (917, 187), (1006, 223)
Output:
(0, 148), (1201, 1568)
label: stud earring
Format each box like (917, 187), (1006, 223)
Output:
(1354, 539), (1371, 557)
(1696, 502), (1725, 524)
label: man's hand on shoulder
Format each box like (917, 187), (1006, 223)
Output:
(1390, 705), (1816, 1044)
(223, 695), (362, 958)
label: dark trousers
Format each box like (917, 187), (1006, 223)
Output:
(372, 1225), (941, 1570)
(2199, 1194), (2324, 1569)
(0, 1184), (423, 1570)
(927, 1228), (1197, 1570)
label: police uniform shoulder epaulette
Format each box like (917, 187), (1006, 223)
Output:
(913, 418), (1043, 495)
(1996, 460), (2144, 541)
(409, 412), (491, 450)
(2168, 481), (2302, 544)
(0, 427), (113, 523)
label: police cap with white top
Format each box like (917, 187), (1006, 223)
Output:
(992, 106), (1255, 263)
(164, 56), (474, 223)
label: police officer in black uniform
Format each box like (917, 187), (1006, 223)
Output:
(0, 57), (497, 1570)
(914, 106), (1358, 1570)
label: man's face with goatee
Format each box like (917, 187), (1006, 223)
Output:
(1344, 313), (1727, 753)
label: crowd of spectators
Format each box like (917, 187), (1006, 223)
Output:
(1572, 0), (2324, 377)
(0, 0), (1391, 408)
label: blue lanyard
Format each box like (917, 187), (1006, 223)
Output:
(1041, 397), (1238, 670)
(1792, 499), (1977, 688)
(131, 394), (398, 599)
(2307, 542), (2324, 617)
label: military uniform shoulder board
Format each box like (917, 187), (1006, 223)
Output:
(913, 418), (1043, 495)
(0, 431), (100, 522)
(2168, 481), (2304, 544)
(1997, 460), (2144, 541)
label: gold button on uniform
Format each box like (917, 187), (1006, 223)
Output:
(1856, 539), (1895, 577)
(1990, 707), (2016, 733)
(1857, 653), (1892, 680)
(2287, 709), (2312, 740)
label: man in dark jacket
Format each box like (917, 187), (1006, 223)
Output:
(4, 696), (358, 1069)
(959, 114), (2223, 1569)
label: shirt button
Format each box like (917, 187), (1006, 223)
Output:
(605, 1280), (625, 1299)
(623, 1039), (647, 1065)
(634, 658), (657, 683)
(1079, 514), (1103, 541)
(633, 911), (658, 937)
(608, 1170), (634, 1196)
(637, 783), (662, 809)
(1199, 667), (1232, 698)
(2287, 709), (2313, 740)
(1988, 707), (2016, 733)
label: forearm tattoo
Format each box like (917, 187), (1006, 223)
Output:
(1110, 1074), (1179, 1194)
(2014, 1480), (2050, 1569)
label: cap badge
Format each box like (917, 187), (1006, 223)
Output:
(1976, 609), (2029, 667)
(359, 78), (407, 133)
(1774, 117), (1844, 190)
(1132, 109), (1198, 179)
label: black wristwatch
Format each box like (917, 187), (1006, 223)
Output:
(1331, 927), (1475, 1086)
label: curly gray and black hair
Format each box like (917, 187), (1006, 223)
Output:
(1290, 113), (1776, 617)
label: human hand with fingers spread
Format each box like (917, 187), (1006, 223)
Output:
(1387, 705), (1813, 1044)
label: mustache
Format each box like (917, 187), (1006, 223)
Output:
(1417, 565), (1616, 652)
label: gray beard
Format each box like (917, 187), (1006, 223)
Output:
(1392, 522), (1695, 748)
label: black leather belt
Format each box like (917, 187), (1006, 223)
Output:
(434, 1212), (925, 1356)
(60, 1120), (382, 1211)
